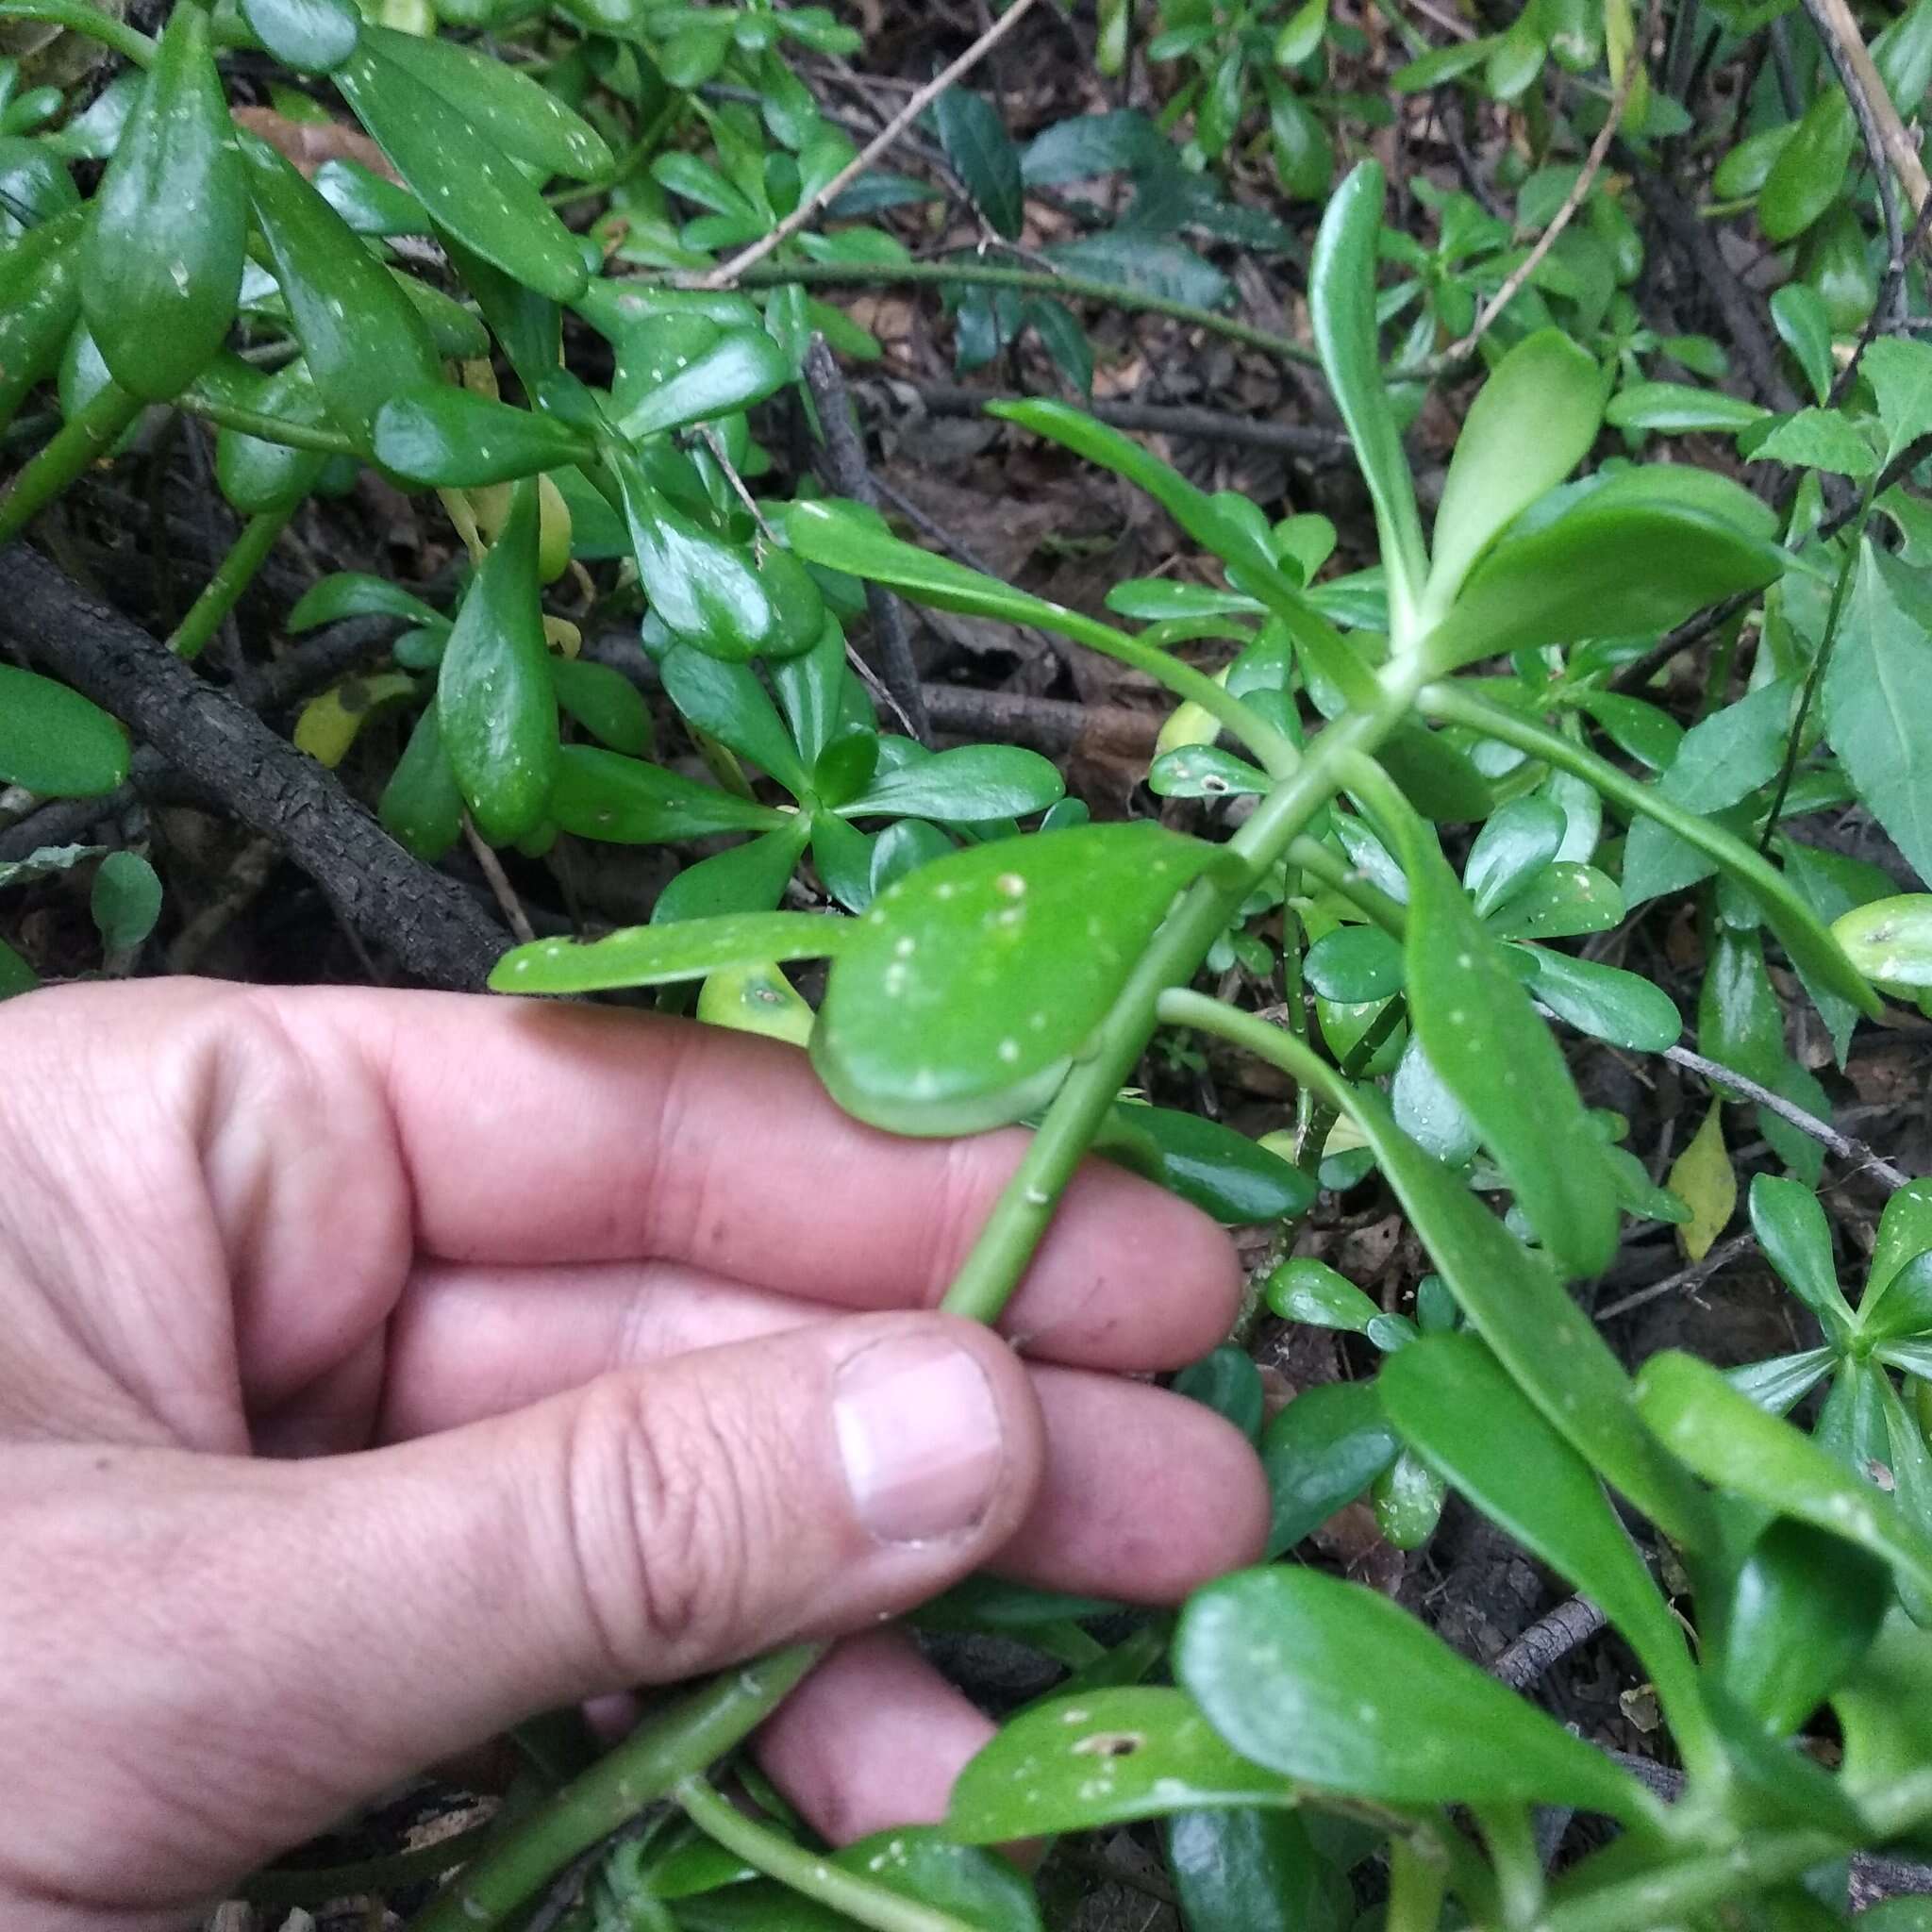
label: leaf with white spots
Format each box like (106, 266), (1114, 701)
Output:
(1176, 1570), (1656, 1822)
(947, 1689), (1294, 1841)
(1637, 1350), (1932, 1603)
(490, 910), (850, 994)
(812, 823), (1218, 1135)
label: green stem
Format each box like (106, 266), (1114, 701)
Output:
(178, 393), (361, 457)
(168, 506), (293, 659)
(674, 1775), (983, 1932)
(940, 664), (1424, 1323)
(0, 383), (145, 545)
(1757, 486), (1875, 851)
(1473, 1802), (1544, 1931)
(1286, 834), (1409, 937)
(661, 260), (1319, 371)
(242, 1824), (495, 1909)
(1415, 680), (1880, 1021)
(1385, 1834), (1448, 1932)
(0, 0), (153, 60)
(406, 1644), (820, 1932)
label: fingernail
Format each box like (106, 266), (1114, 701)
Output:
(833, 1333), (1005, 1545)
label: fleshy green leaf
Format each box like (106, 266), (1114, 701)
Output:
(242, 134), (441, 447)
(1422, 472), (1784, 673)
(1379, 1333), (1708, 1755)
(1260, 1380), (1398, 1555)
(836, 744), (1066, 823)
(1386, 805), (1620, 1276)
(550, 657), (652, 757)
(1834, 895), (1932, 992)
(1604, 382), (1771, 434)
(81, 2), (245, 402)
(947, 1689), (1292, 1842)
(436, 478), (558, 843)
(661, 646), (811, 797)
(0, 665), (128, 796)
(288, 573), (445, 632)
(616, 327), (792, 442)
(336, 46), (589, 302)
(1167, 1809), (1349, 1932)
(1718, 1519), (1891, 1737)
(1638, 1350), (1932, 1601)
(1310, 162), (1427, 625)
(1513, 944), (1681, 1051)
(379, 705), (463, 861)
(1303, 924), (1404, 1003)
(242, 0), (358, 71)
(1110, 1105), (1314, 1225)
(812, 823), (1216, 1136)
(1464, 795), (1565, 918)
(491, 909), (849, 994)
(1770, 284), (1836, 407)
(1426, 328), (1604, 610)
(358, 25), (612, 180)
(374, 385), (593, 487)
(1824, 543), (1932, 888)
(549, 745), (787, 843)
(1176, 1569), (1655, 1820)
(1751, 1174), (1856, 1335)
(89, 849), (161, 952)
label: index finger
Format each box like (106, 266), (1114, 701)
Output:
(291, 990), (1241, 1351)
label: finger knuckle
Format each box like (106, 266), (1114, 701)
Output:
(559, 1375), (757, 1677)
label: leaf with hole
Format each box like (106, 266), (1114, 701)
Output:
(1176, 1568), (1655, 1820)
(947, 1688), (1291, 1842)
(1833, 896), (1932, 997)
(811, 823), (1216, 1137)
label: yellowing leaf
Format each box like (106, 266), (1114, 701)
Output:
(696, 960), (814, 1047)
(1668, 1100), (1736, 1261)
(292, 672), (415, 767)
(1156, 669), (1229, 758)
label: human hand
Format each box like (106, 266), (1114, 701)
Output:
(0, 978), (1267, 1928)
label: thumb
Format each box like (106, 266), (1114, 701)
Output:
(265, 1311), (1039, 1792)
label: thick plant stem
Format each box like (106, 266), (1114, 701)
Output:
(407, 1645), (820, 1932)
(0, 0), (154, 60)
(168, 507), (293, 660)
(0, 383), (145, 545)
(179, 393), (360, 456)
(674, 1775), (985, 1932)
(940, 668), (1423, 1324)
